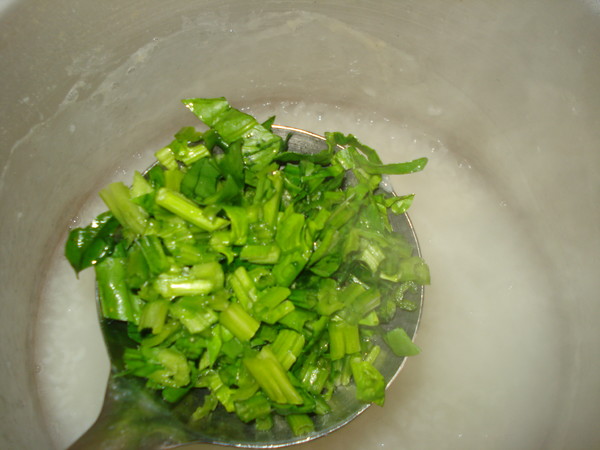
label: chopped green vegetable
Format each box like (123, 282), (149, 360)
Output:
(219, 302), (260, 341)
(99, 182), (149, 236)
(94, 244), (136, 322)
(350, 357), (386, 406)
(155, 187), (229, 232)
(286, 413), (315, 436)
(383, 327), (421, 357)
(65, 97), (429, 437)
(243, 347), (303, 405)
(138, 299), (169, 334)
(65, 211), (120, 273)
(235, 393), (272, 423)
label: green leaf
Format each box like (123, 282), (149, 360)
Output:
(350, 357), (385, 406)
(383, 327), (421, 357)
(182, 97), (284, 170)
(180, 157), (221, 203)
(65, 211), (119, 273)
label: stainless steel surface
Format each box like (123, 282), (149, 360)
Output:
(2, 1), (600, 449)
(69, 126), (424, 449)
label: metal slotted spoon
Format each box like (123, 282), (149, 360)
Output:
(69, 125), (424, 449)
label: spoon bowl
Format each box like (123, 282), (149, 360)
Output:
(69, 125), (424, 449)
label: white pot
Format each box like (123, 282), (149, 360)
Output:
(1, 1), (599, 448)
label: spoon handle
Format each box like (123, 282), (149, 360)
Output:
(69, 375), (192, 450)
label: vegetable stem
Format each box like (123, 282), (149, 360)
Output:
(220, 303), (260, 341)
(155, 187), (229, 231)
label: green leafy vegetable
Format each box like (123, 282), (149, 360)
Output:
(383, 327), (421, 357)
(65, 211), (120, 273)
(65, 97), (429, 437)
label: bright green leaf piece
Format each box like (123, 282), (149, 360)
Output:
(65, 211), (119, 273)
(383, 327), (421, 357)
(350, 357), (385, 406)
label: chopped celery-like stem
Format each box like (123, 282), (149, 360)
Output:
(146, 347), (191, 388)
(155, 273), (215, 298)
(271, 329), (305, 370)
(99, 182), (148, 235)
(258, 286), (290, 305)
(155, 146), (178, 170)
(331, 356), (353, 387)
(278, 308), (315, 333)
(253, 286), (291, 322)
(286, 414), (315, 436)
(358, 239), (386, 273)
(95, 251), (135, 322)
(234, 394), (272, 423)
(328, 322), (346, 362)
(365, 345), (381, 365)
(164, 168), (184, 191)
(190, 261), (225, 291)
(240, 243), (281, 264)
(229, 266), (257, 310)
(155, 187), (229, 232)
(180, 143), (210, 166)
(206, 325), (223, 367)
(170, 297), (218, 334)
(343, 288), (381, 324)
(299, 356), (331, 394)
(136, 235), (170, 276)
(205, 290), (231, 311)
(220, 303), (260, 341)
(262, 171), (283, 228)
(260, 301), (295, 325)
(243, 347), (303, 405)
(138, 300), (170, 334)
(328, 319), (361, 361)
